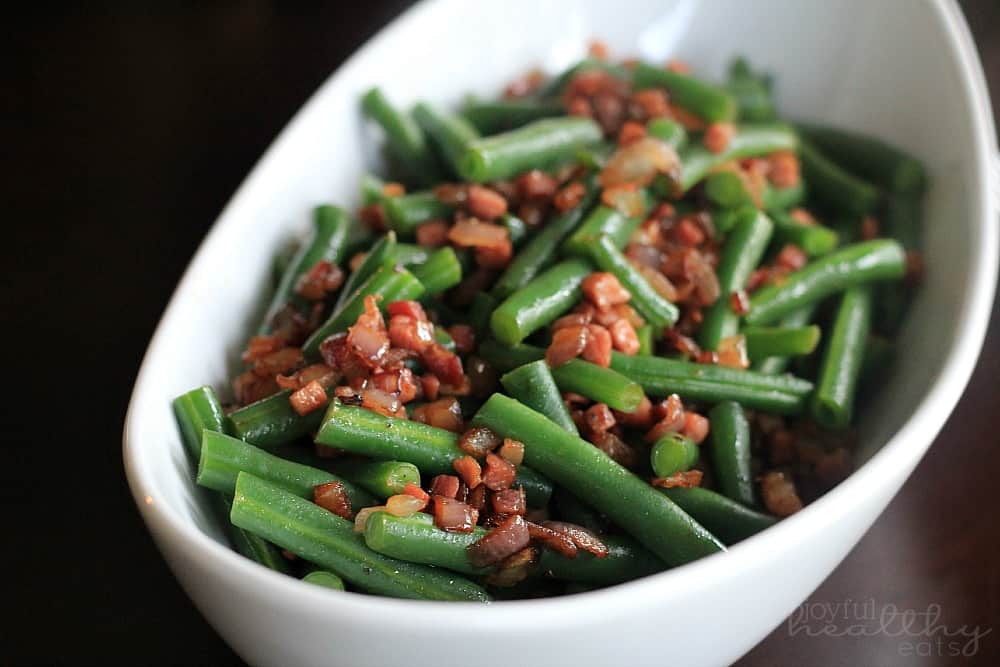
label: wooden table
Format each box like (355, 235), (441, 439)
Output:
(6, 2), (997, 665)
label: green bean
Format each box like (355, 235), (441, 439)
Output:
(769, 211), (839, 257)
(364, 511), (489, 576)
(458, 117), (602, 182)
(501, 360), (578, 434)
(490, 176), (599, 300)
(588, 234), (679, 331)
(646, 117), (688, 149)
(360, 87), (441, 186)
(412, 102), (480, 176)
(876, 195), (922, 335)
(744, 239), (905, 326)
(410, 246), (462, 295)
(461, 97), (564, 134)
(173, 386), (230, 460)
(472, 394), (725, 566)
(798, 124), (927, 195)
(811, 286), (873, 429)
(215, 495), (290, 573)
(259, 205), (350, 335)
(751, 304), (819, 375)
(650, 433), (699, 478)
(636, 324), (654, 355)
(468, 292), (498, 336)
(335, 231), (398, 310)
(395, 242), (431, 267)
(478, 341), (642, 412)
(231, 473), (490, 601)
(727, 77), (776, 123)
(762, 182), (806, 212)
(499, 212), (529, 247)
(707, 401), (753, 506)
(359, 172), (386, 206)
(303, 265), (426, 357)
(659, 487), (776, 546)
(198, 431), (376, 507)
(537, 535), (664, 585)
(315, 400), (552, 506)
(678, 123), (797, 192)
(699, 210), (773, 350)
(302, 570), (346, 591)
(633, 62), (736, 123)
(328, 460), (420, 499)
(562, 197), (649, 257)
(383, 191), (453, 235)
(229, 390), (325, 450)
(610, 351), (813, 415)
(490, 257), (593, 346)
(798, 137), (880, 216)
(552, 487), (610, 534)
(704, 171), (756, 209)
(743, 325), (821, 360)
(433, 326), (456, 352)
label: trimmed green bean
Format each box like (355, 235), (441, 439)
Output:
(699, 210), (773, 350)
(302, 570), (346, 591)
(499, 212), (529, 247)
(173, 386), (230, 460)
(743, 325), (821, 360)
(811, 285), (873, 429)
(215, 495), (290, 573)
(468, 291), (498, 336)
(335, 231), (397, 310)
(501, 360), (579, 434)
(231, 473), (490, 601)
(537, 534), (664, 585)
(650, 433), (699, 477)
(707, 401), (753, 506)
(315, 400), (552, 506)
(762, 182), (806, 212)
(798, 137), (880, 216)
(361, 87), (441, 186)
(410, 246), (462, 295)
(562, 197), (649, 257)
(646, 118), (688, 149)
(679, 123), (798, 192)
(462, 97), (564, 134)
(303, 265), (425, 357)
(458, 117), (603, 182)
(744, 239), (905, 326)
(490, 176), (599, 300)
(364, 511), (489, 576)
(472, 394), (725, 566)
(259, 205), (350, 334)
(359, 172), (386, 206)
(610, 351), (813, 415)
(751, 304), (819, 375)
(383, 192), (453, 235)
(636, 324), (654, 355)
(876, 195), (922, 335)
(198, 431), (376, 508)
(328, 460), (420, 499)
(536, 58), (630, 100)
(769, 211), (839, 257)
(476, 340), (548, 373)
(229, 390), (325, 450)
(704, 171), (755, 209)
(799, 124), (927, 195)
(588, 234), (679, 331)
(660, 487), (776, 545)
(633, 62), (736, 123)
(412, 102), (480, 176)
(490, 257), (593, 345)
(395, 243), (432, 267)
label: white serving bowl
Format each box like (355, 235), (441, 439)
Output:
(123, 1), (998, 665)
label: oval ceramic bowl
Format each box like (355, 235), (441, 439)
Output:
(123, 1), (998, 665)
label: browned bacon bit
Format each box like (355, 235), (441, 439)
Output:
(609, 318), (641, 355)
(498, 438), (525, 466)
(466, 483), (487, 513)
(412, 397), (463, 432)
(289, 380), (328, 416)
(646, 394), (685, 441)
(482, 451), (517, 491)
(768, 150), (801, 188)
(552, 180), (586, 212)
(527, 522), (578, 559)
(517, 200), (548, 227)
(369, 367), (420, 403)
(251, 347), (304, 378)
(514, 169), (558, 202)
(387, 299), (427, 321)
(446, 324), (476, 355)
(347, 295), (389, 368)
(420, 373), (440, 401)
(458, 426), (502, 458)
(466, 356), (498, 398)
(475, 241), (513, 270)
(320, 333), (370, 381)
(402, 482), (430, 507)
(415, 219), (450, 247)
(628, 89), (670, 120)
(637, 264), (679, 304)
(584, 403), (616, 435)
(617, 120), (647, 146)
(651, 470), (704, 489)
(599, 137), (681, 189)
(465, 184), (509, 221)
(276, 362), (339, 391)
(358, 203), (387, 231)
(566, 95), (592, 118)
(563, 392), (591, 408)
(388, 314), (435, 353)
(697, 350), (719, 365)
(614, 395), (655, 430)
(592, 92), (627, 136)
(671, 217), (706, 247)
(361, 388), (404, 418)
(546, 325), (589, 367)
(448, 217), (509, 250)
(486, 547), (538, 587)
(432, 182), (467, 206)
(582, 323), (613, 367)
(665, 328), (701, 360)
(775, 244), (808, 272)
(860, 215), (880, 240)
(760, 471), (802, 517)
(429, 474), (461, 499)
(542, 521), (609, 558)
(492, 487), (527, 516)
(242, 335), (286, 363)
(381, 181), (405, 197)
(420, 343), (464, 386)
(680, 411), (710, 444)
(591, 431), (638, 468)
(729, 289), (751, 316)
(467, 514), (531, 567)
(582, 272), (631, 309)
(745, 267), (771, 293)
(433, 496), (478, 532)
(552, 311), (592, 332)
(314, 481), (353, 520)
(768, 429), (796, 465)
(295, 260), (344, 301)
(667, 103), (707, 132)
(232, 371), (279, 406)
(453, 455), (483, 489)
(334, 385), (364, 406)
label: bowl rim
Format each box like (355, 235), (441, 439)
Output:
(123, 0), (998, 628)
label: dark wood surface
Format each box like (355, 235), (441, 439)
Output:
(6, 3), (998, 665)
